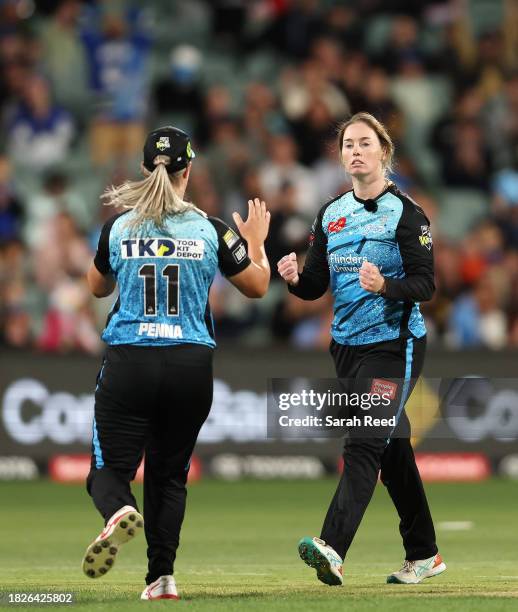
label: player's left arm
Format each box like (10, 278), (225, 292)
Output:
(383, 201), (435, 302)
(87, 218), (117, 298)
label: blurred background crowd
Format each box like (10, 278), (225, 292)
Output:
(1, 0), (518, 353)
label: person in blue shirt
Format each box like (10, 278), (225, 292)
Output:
(83, 126), (270, 600)
(278, 112), (446, 587)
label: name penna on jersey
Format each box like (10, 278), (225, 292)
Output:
(138, 322), (183, 339)
(121, 238), (205, 260)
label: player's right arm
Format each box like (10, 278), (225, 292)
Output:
(278, 206), (329, 300)
(87, 213), (123, 298)
(209, 198), (271, 298)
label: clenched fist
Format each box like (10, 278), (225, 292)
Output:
(277, 252), (299, 286)
(359, 260), (385, 294)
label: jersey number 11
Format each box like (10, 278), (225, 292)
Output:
(138, 264), (180, 316)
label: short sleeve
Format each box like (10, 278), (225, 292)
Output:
(93, 212), (127, 275)
(208, 217), (251, 277)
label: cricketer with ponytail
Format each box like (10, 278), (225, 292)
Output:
(83, 126), (270, 600)
(278, 113), (446, 587)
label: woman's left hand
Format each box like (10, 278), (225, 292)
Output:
(359, 260), (385, 294)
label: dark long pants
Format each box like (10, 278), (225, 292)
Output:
(86, 344), (213, 584)
(320, 335), (438, 561)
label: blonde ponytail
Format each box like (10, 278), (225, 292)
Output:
(101, 156), (205, 230)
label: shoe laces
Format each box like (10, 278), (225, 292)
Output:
(401, 560), (416, 573)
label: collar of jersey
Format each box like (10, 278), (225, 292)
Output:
(351, 183), (395, 205)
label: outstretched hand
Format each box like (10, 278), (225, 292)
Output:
(233, 198), (270, 246)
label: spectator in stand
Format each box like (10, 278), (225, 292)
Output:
(374, 15), (424, 75)
(438, 120), (493, 190)
(280, 59), (349, 125)
(264, 178), (310, 277)
(0, 238), (36, 349)
(38, 0), (89, 116)
(81, 3), (152, 166)
(259, 131), (317, 216)
(152, 45), (204, 121)
(431, 87), (485, 160)
(32, 211), (100, 353)
(312, 141), (352, 205)
(204, 115), (251, 210)
(272, 283), (333, 348)
(310, 36), (346, 83)
(0, 156), (23, 242)
(266, 0), (323, 60)
(339, 51), (369, 113)
(5, 73), (75, 172)
(362, 67), (404, 140)
(242, 81), (278, 161)
(319, 4), (364, 53)
(291, 97), (336, 166)
(447, 270), (508, 350)
(486, 71), (518, 169)
(195, 84), (233, 146)
(492, 165), (518, 249)
(24, 171), (91, 246)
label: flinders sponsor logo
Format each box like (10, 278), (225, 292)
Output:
(328, 253), (368, 273)
(121, 238), (205, 260)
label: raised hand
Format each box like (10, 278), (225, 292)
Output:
(232, 198), (270, 246)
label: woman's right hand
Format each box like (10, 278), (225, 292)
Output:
(232, 198), (270, 246)
(277, 252), (299, 286)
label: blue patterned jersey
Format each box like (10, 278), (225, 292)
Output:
(93, 210), (251, 347)
(289, 184), (434, 345)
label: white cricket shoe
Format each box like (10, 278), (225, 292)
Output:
(298, 536), (343, 586)
(141, 575), (179, 601)
(387, 553), (446, 584)
(82, 505), (144, 578)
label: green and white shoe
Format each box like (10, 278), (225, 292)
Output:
(298, 536), (343, 586)
(387, 553), (446, 584)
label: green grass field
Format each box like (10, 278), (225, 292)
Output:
(0, 478), (517, 611)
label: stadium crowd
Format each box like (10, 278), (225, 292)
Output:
(1, 0), (518, 353)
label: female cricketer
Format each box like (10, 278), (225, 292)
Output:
(84, 126), (270, 600)
(278, 112), (446, 586)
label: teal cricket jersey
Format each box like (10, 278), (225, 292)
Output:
(289, 184), (434, 345)
(93, 209), (250, 348)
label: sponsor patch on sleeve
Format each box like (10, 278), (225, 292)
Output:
(223, 229), (239, 249)
(418, 225), (433, 250)
(232, 243), (247, 263)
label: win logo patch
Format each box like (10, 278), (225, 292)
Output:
(418, 225), (433, 250)
(156, 136), (170, 151)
